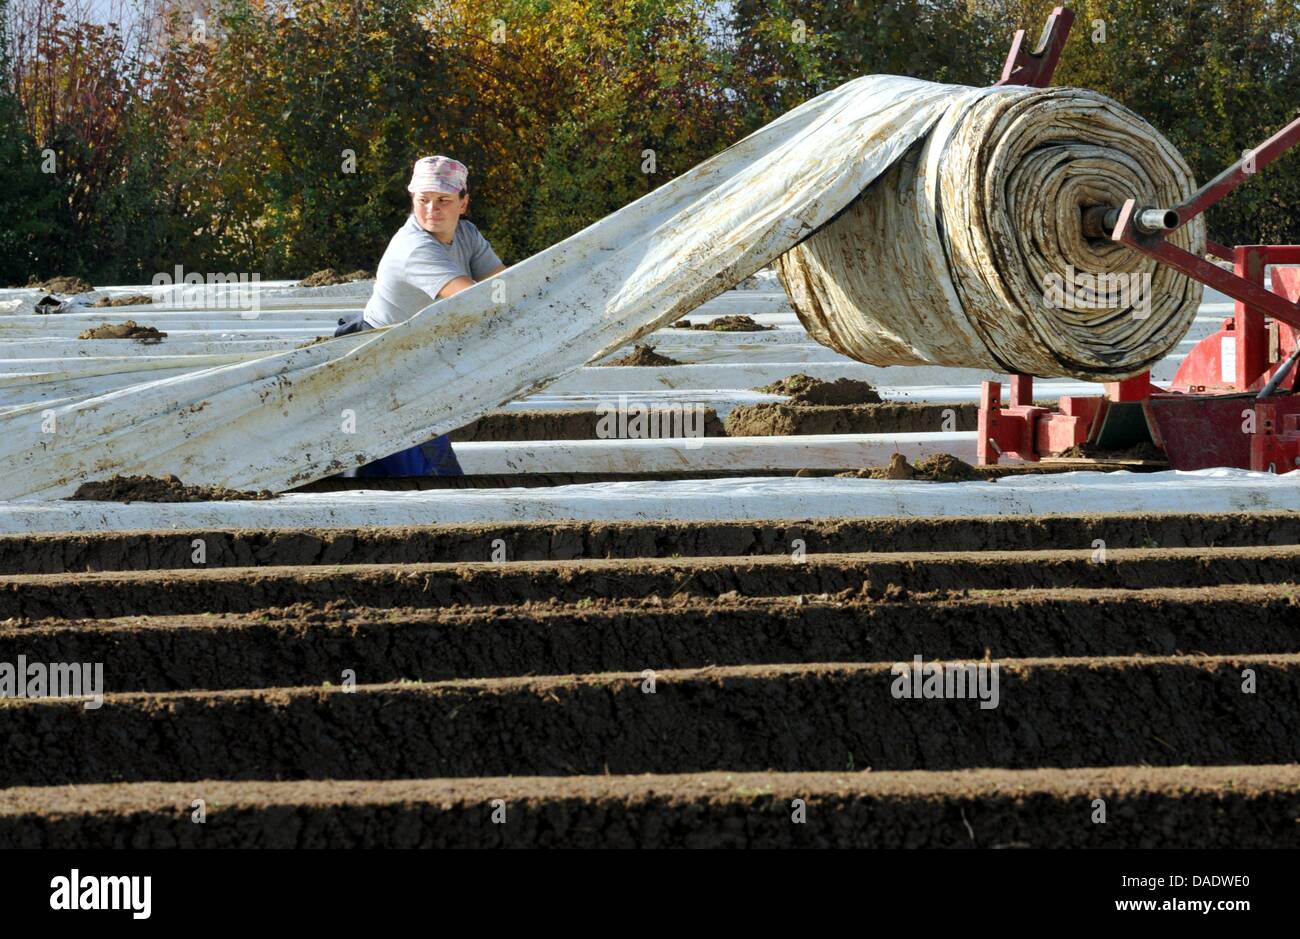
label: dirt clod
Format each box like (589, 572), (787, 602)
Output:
(756, 373), (819, 396)
(77, 320), (167, 342)
(31, 275), (93, 294)
(756, 374), (882, 405)
(67, 475), (276, 503)
(912, 453), (979, 482)
(725, 402), (977, 437)
(298, 268), (373, 287)
(92, 294), (153, 307)
(672, 315), (773, 332)
(858, 582), (911, 601)
(877, 453), (915, 480)
(601, 344), (683, 367)
(835, 452), (977, 483)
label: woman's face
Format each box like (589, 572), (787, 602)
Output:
(413, 191), (467, 239)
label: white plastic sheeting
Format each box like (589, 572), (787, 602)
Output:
(0, 76), (1201, 499)
(5, 469), (1298, 533)
(452, 432), (977, 474)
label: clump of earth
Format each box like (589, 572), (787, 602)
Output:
(911, 453), (979, 481)
(77, 320), (167, 341)
(298, 268), (373, 287)
(875, 453), (915, 480)
(860, 582), (912, 602)
(92, 293), (153, 307)
(601, 344), (683, 367)
(67, 474), (277, 502)
(27, 275), (94, 294)
(757, 373), (883, 405)
(836, 452), (979, 482)
(672, 315), (773, 332)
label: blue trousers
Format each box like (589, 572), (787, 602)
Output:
(334, 310), (463, 477)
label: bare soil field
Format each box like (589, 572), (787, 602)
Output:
(5, 767), (1296, 848)
(1, 511), (1297, 846)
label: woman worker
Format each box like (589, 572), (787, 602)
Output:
(335, 155), (507, 476)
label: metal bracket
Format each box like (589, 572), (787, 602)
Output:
(1112, 215), (1300, 331)
(995, 6), (1074, 88)
(1104, 112), (1300, 324)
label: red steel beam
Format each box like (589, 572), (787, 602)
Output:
(1206, 239), (1235, 262)
(996, 6), (1074, 88)
(1234, 247), (1268, 389)
(1010, 373), (1033, 406)
(1111, 199), (1300, 332)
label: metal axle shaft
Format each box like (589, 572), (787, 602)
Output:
(1081, 205), (1180, 239)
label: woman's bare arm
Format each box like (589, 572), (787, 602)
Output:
(437, 265), (507, 299)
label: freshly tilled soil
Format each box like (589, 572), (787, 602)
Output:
(1, 656), (1296, 787)
(67, 474), (277, 503)
(5, 585), (1298, 692)
(726, 402), (978, 436)
(5, 512), (1299, 573)
(4, 509), (1298, 846)
(3, 766), (1297, 848)
(756, 375), (883, 405)
(2, 546), (1297, 619)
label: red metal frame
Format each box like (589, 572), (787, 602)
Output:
(996, 5), (1073, 88)
(976, 5), (1300, 472)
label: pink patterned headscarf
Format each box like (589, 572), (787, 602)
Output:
(407, 155), (468, 194)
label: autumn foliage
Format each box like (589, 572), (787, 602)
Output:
(1, 0), (1297, 285)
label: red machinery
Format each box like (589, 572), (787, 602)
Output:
(979, 6), (1300, 472)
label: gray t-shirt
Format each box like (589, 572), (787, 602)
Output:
(362, 216), (503, 327)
